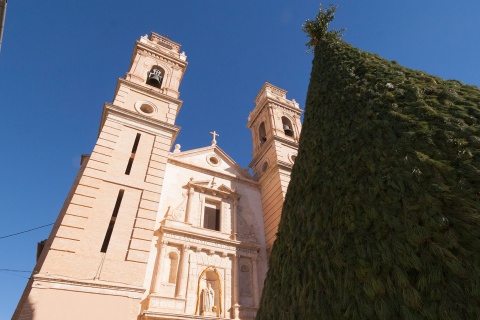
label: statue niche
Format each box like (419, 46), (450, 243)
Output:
(196, 267), (222, 317)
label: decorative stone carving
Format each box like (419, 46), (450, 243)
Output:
(171, 192), (187, 220)
(237, 209), (257, 244)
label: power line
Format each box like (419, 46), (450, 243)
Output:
(0, 269), (31, 273)
(0, 269), (32, 279)
(0, 223), (54, 240)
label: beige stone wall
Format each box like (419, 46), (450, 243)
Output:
(34, 111), (175, 284)
(16, 285), (141, 320)
(14, 121), (177, 319)
(140, 148), (267, 319)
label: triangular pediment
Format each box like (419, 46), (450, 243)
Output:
(169, 145), (252, 179)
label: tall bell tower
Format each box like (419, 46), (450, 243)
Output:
(247, 83), (303, 255)
(13, 33), (188, 320)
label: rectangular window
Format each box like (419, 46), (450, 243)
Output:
(100, 190), (124, 252)
(203, 201), (220, 231)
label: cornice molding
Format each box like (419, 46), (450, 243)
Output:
(135, 41), (188, 69)
(247, 99), (303, 129)
(167, 158), (258, 188)
(187, 180), (241, 200)
(115, 78), (183, 106)
(100, 103), (180, 142)
(33, 274), (145, 295)
(249, 136), (298, 168)
(159, 226), (261, 254)
(257, 160), (293, 185)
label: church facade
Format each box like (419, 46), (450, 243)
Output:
(13, 33), (302, 320)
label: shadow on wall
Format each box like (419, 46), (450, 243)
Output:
(14, 297), (34, 320)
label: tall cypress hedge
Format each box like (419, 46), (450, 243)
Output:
(256, 6), (480, 320)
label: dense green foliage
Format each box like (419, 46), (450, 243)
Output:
(257, 5), (480, 320)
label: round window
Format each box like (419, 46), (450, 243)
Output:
(206, 154), (221, 167)
(134, 100), (157, 115)
(140, 104), (154, 114)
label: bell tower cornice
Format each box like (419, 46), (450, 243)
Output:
(246, 82), (302, 129)
(135, 32), (187, 65)
(113, 78), (184, 109)
(246, 82), (303, 165)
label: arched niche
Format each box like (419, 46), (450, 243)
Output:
(281, 116), (294, 137)
(259, 122), (267, 145)
(167, 251), (179, 284)
(146, 66), (165, 88)
(195, 266), (223, 316)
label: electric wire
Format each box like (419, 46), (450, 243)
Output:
(0, 223), (54, 239)
(0, 269), (31, 273)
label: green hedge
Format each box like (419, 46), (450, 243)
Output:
(256, 6), (480, 320)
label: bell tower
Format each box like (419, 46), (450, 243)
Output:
(13, 33), (188, 320)
(247, 83), (303, 255)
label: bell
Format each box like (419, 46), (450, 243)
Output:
(283, 124), (293, 136)
(146, 69), (163, 88)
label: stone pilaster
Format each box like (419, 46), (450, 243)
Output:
(252, 256), (259, 307)
(152, 240), (168, 293)
(175, 244), (190, 298)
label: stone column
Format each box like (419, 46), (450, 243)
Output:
(176, 244), (190, 298)
(152, 240), (168, 293)
(184, 185), (195, 224)
(232, 254), (240, 319)
(232, 199), (238, 240)
(251, 256), (259, 307)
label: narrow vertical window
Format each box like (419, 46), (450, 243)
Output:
(100, 190), (124, 253)
(125, 133), (141, 175)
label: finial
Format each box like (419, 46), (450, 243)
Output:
(173, 144), (181, 153)
(210, 131), (219, 146)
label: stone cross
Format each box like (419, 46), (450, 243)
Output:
(210, 131), (219, 146)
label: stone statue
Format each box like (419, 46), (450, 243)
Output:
(203, 282), (215, 313)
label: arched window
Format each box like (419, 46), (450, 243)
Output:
(259, 122), (267, 145)
(261, 161), (269, 173)
(281, 117), (294, 137)
(146, 66), (164, 88)
(168, 251), (179, 284)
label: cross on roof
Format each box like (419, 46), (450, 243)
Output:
(210, 131), (219, 146)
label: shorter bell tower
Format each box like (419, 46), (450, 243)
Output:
(247, 83), (303, 255)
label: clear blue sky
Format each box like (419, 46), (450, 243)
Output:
(1, 1), (479, 318)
